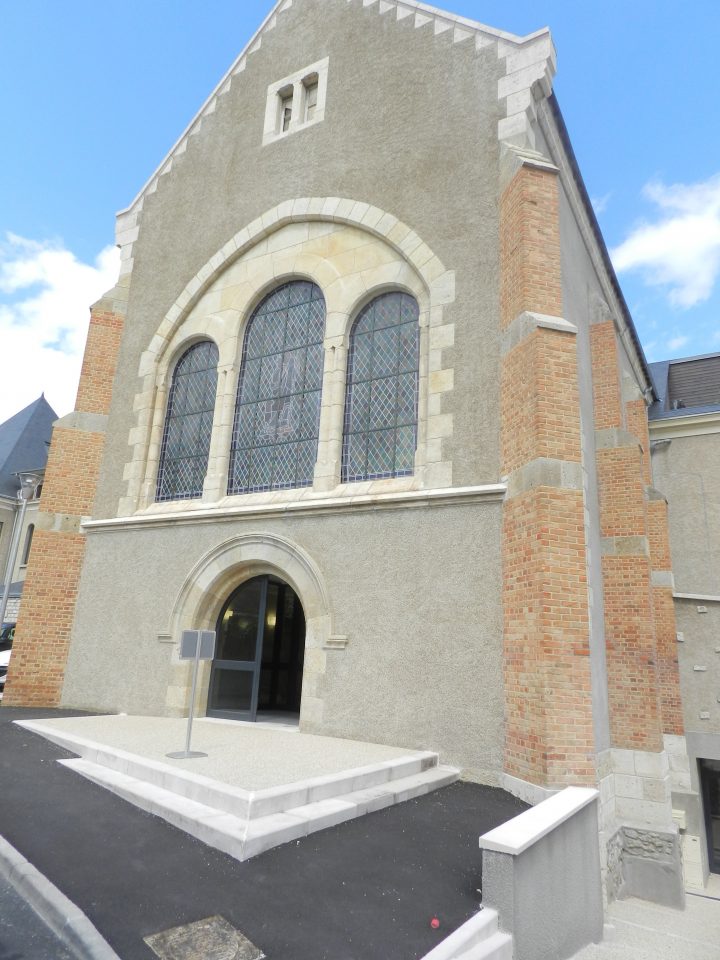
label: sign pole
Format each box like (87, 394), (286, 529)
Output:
(167, 629), (215, 760)
(184, 635), (201, 756)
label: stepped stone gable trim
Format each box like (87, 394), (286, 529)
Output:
(163, 532), (332, 722)
(113, 0), (555, 277)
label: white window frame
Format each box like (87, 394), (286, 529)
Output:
(262, 57), (329, 146)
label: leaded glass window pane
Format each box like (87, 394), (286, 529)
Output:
(342, 292), (420, 482)
(228, 280), (325, 494)
(156, 341), (219, 502)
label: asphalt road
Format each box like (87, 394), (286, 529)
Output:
(0, 706), (527, 960)
(0, 878), (75, 960)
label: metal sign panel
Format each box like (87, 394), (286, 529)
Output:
(179, 629), (216, 661)
(199, 630), (216, 660)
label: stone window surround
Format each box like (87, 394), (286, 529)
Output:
(262, 57), (329, 146)
(139, 261), (427, 511)
(121, 200), (456, 519)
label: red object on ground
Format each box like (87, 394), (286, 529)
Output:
(430, 917), (440, 929)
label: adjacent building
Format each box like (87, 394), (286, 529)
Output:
(649, 352), (720, 886)
(4, 0), (704, 904)
(0, 396), (56, 622)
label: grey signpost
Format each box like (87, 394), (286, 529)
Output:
(167, 629), (216, 759)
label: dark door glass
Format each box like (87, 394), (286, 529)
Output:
(216, 578), (262, 662)
(208, 576), (305, 720)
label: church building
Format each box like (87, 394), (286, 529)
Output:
(5, 0), (697, 904)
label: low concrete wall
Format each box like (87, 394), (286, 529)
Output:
(479, 787), (603, 960)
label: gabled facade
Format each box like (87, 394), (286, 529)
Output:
(5, 0), (696, 904)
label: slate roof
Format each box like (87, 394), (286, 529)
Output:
(0, 396), (57, 499)
(648, 353), (720, 421)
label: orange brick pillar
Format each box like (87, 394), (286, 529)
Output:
(625, 397), (684, 738)
(4, 295), (125, 706)
(500, 159), (596, 790)
(590, 316), (685, 905)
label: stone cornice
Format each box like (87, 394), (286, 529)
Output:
(648, 410), (720, 439)
(83, 483), (506, 532)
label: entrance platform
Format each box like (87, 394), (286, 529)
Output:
(17, 715), (459, 861)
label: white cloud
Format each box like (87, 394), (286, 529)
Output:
(667, 335), (689, 352)
(0, 234), (120, 424)
(591, 192), (611, 215)
(611, 174), (720, 308)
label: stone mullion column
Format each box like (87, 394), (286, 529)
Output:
(4, 293), (126, 706)
(313, 337), (347, 491)
(500, 159), (596, 790)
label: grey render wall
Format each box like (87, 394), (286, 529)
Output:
(482, 799), (603, 960)
(61, 499), (505, 778)
(650, 433), (720, 739)
(650, 434), (720, 596)
(675, 601), (720, 735)
(93, 0), (504, 520)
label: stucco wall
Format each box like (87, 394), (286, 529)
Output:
(93, 0), (504, 520)
(61, 498), (505, 778)
(675, 601), (720, 734)
(651, 433), (720, 597)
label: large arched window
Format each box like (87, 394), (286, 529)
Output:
(228, 280), (325, 494)
(156, 340), (219, 502)
(342, 291), (420, 482)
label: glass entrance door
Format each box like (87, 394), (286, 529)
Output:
(207, 575), (305, 721)
(700, 760), (720, 874)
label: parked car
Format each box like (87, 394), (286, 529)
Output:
(0, 623), (15, 700)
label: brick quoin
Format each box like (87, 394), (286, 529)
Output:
(4, 302), (124, 707)
(500, 163), (595, 788)
(590, 319), (684, 749)
(500, 166), (563, 328)
(647, 495), (684, 735)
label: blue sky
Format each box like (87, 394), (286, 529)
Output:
(1, 0), (719, 421)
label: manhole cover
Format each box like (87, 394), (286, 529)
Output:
(144, 915), (265, 960)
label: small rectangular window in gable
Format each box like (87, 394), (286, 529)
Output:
(278, 85), (294, 133)
(304, 75), (318, 122)
(263, 58), (329, 146)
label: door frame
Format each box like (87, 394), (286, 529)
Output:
(207, 576), (270, 721)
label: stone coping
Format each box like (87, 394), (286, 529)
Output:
(479, 786), (598, 856)
(83, 483), (507, 531)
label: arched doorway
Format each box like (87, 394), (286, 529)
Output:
(207, 575), (305, 721)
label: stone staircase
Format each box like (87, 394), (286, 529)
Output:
(18, 719), (459, 861)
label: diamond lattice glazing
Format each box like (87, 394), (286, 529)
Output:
(156, 341), (219, 501)
(342, 292), (419, 482)
(228, 281), (325, 494)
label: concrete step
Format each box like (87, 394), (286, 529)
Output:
(59, 757), (460, 861)
(18, 718), (440, 820)
(419, 908), (513, 960)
